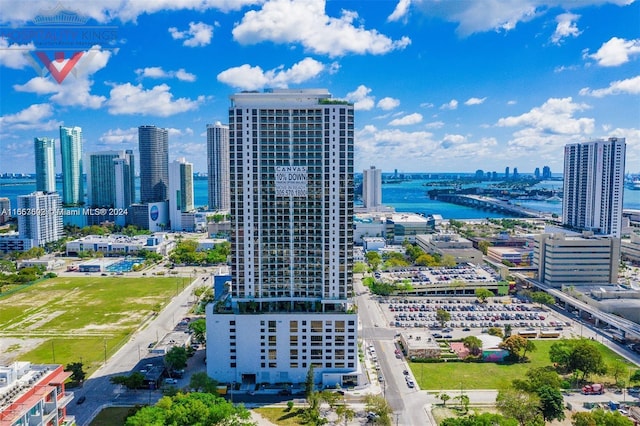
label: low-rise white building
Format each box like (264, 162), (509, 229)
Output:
(416, 233), (483, 265)
(66, 233), (173, 256)
(621, 233), (640, 264)
(534, 232), (620, 288)
(207, 310), (362, 388)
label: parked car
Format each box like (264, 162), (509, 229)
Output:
(165, 378), (178, 385)
(76, 396), (86, 405)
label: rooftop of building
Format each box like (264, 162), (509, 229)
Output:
(68, 233), (165, 244)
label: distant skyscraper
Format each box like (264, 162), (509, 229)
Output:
(206, 122), (230, 211)
(59, 126), (84, 205)
(17, 192), (63, 246)
(115, 150), (136, 207)
(534, 167), (541, 180)
(0, 198), (9, 225)
(513, 167), (519, 179)
(34, 137), (56, 193)
(563, 137), (626, 237)
(542, 166), (552, 180)
(169, 157), (194, 231)
(138, 125), (169, 203)
(207, 89), (359, 387)
(86, 150), (135, 209)
(363, 166), (382, 209)
(505, 166), (509, 179)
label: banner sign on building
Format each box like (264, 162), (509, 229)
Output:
(275, 166), (308, 197)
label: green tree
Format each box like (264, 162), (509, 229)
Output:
(573, 409), (635, 426)
(462, 336), (482, 357)
(305, 365), (315, 398)
(188, 319), (206, 344)
(365, 251), (382, 271)
(515, 366), (562, 392)
(487, 327), (504, 338)
(609, 360), (629, 387)
(441, 254), (457, 267)
(522, 339), (536, 361)
(189, 372), (218, 393)
(64, 362), (86, 384)
(499, 335), (529, 361)
(477, 240), (491, 256)
(630, 369), (640, 383)
(537, 385), (565, 422)
(439, 392), (451, 406)
(164, 346), (188, 374)
(569, 340), (607, 380)
(319, 390), (340, 409)
(504, 323), (513, 338)
(496, 388), (543, 426)
(125, 392), (253, 426)
(336, 404), (355, 425)
(353, 262), (368, 273)
(364, 394), (392, 426)
(571, 412), (597, 426)
(474, 288), (493, 303)
(441, 413), (517, 426)
(549, 339), (573, 370)
(436, 309), (451, 328)
(455, 394), (470, 413)
(530, 291), (555, 307)
(110, 372), (146, 390)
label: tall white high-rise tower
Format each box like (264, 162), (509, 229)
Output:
(563, 137), (626, 237)
(207, 89), (360, 388)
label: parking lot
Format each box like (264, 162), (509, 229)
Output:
(379, 297), (575, 339)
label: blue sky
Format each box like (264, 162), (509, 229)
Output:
(0, 0), (638, 175)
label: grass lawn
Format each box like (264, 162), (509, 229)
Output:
(0, 276), (183, 375)
(253, 407), (306, 425)
(411, 339), (635, 390)
(89, 406), (136, 426)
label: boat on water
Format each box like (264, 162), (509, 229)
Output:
(627, 178), (640, 190)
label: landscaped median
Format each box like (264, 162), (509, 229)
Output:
(0, 276), (184, 374)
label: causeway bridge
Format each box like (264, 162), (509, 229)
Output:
(435, 194), (546, 218)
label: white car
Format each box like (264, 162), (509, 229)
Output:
(165, 378), (178, 385)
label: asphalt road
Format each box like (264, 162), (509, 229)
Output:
(355, 276), (434, 426)
(66, 273), (207, 426)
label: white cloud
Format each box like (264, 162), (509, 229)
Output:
(464, 97), (486, 106)
(587, 37), (640, 67)
(497, 97), (594, 134)
(507, 100), (517, 105)
(550, 13), (581, 44)
(175, 69), (197, 82)
(497, 97), (595, 155)
(0, 37), (35, 69)
(106, 83), (204, 116)
(389, 113), (423, 126)
(377, 97), (400, 110)
(135, 66), (197, 82)
(11, 45), (113, 109)
(345, 85), (375, 111)
(425, 121), (445, 129)
(0, 103), (61, 131)
(232, 0), (411, 57)
(98, 127), (138, 145)
(579, 75), (640, 97)
(168, 21), (214, 47)
(388, 0), (412, 22)
(217, 57), (324, 91)
(409, 0), (632, 36)
(0, 1), (260, 24)
(440, 99), (458, 110)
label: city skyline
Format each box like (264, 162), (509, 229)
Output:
(0, 1), (638, 175)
